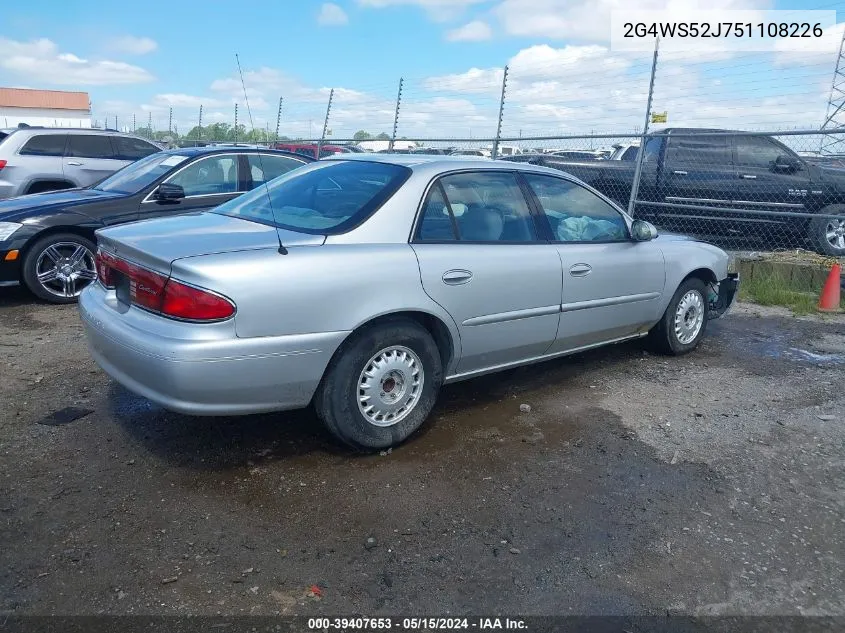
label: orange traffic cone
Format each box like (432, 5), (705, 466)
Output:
(818, 263), (841, 313)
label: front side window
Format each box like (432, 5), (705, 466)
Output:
(524, 174), (628, 243)
(19, 134), (67, 157)
(247, 154), (305, 187)
(643, 137), (662, 163)
(417, 171), (537, 243)
(167, 155), (239, 196)
(67, 135), (115, 159)
(735, 136), (784, 169)
(213, 160), (410, 234)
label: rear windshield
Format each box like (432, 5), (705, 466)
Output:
(213, 160), (411, 234)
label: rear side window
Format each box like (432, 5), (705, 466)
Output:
(19, 134), (67, 157)
(67, 135), (116, 159)
(213, 160), (410, 234)
(247, 154), (305, 187)
(666, 134), (730, 166)
(114, 136), (160, 160)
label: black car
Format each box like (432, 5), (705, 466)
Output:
(0, 147), (313, 303)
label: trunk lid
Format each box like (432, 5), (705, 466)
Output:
(95, 211), (324, 273)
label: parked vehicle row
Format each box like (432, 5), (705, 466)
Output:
(78, 154), (738, 449)
(502, 128), (845, 256)
(0, 148), (312, 301)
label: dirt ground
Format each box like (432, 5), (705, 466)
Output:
(1, 287), (843, 617)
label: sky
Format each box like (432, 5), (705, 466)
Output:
(1, 0), (844, 142)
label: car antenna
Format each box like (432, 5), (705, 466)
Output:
(236, 52), (287, 254)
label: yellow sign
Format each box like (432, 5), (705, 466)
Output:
(651, 111), (668, 123)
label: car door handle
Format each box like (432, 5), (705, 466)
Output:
(66, 161), (83, 166)
(442, 270), (473, 285)
(569, 263), (592, 277)
(672, 170), (688, 176)
(740, 174), (757, 179)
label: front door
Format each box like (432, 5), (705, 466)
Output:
(411, 171), (562, 375)
(63, 134), (127, 187)
(138, 153), (245, 221)
(520, 173), (666, 352)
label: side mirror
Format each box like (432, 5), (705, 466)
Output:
(155, 182), (185, 201)
(773, 155), (801, 173)
(631, 219), (658, 241)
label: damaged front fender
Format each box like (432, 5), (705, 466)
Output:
(708, 273), (739, 319)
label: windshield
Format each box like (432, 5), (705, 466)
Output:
(94, 152), (190, 194)
(213, 160), (411, 234)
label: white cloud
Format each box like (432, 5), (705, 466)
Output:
(446, 20), (492, 42)
(108, 35), (158, 55)
(357, 0), (489, 22)
(494, 0), (773, 42)
(774, 21), (844, 65)
(318, 3), (349, 26)
(152, 94), (228, 109)
(0, 37), (154, 85)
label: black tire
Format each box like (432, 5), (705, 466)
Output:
(649, 277), (710, 355)
(314, 318), (443, 450)
(809, 204), (845, 257)
(21, 233), (97, 304)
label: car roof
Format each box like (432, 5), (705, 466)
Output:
(158, 146), (314, 159)
(320, 152), (574, 178)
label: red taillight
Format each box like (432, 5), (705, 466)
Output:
(161, 280), (235, 320)
(95, 249), (235, 321)
(95, 249), (117, 287)
(0, 160), (7, 171)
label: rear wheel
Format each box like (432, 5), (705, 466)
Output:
(315, 318), (443, 450)
(649, 277), (709, 355)
(809, 205), (845, 256)
(22, 233), (97, 304)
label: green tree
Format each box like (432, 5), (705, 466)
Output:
(353, 130), (371, 140)
(133, 125), (154, 139)
(375, 132), (390, 140)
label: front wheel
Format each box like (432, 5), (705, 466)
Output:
(809, 205), (845, 256)
(21, 233), (98, 304)
(314, 318), (443, 450)
(649, 278), (709, 355)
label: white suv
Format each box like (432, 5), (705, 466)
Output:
(0, 128), (161, 199)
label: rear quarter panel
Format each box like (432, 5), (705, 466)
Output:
(169, 243), (462, 365)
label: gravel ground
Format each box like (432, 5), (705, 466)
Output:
(1, 288), (843, 617)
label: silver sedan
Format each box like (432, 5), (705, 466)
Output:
(79, 155), (738, 449)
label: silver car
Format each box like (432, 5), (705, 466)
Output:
(79, 155), (738, 449)
(0, 128), (161, 198)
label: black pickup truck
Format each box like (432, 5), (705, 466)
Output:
(504, 128), (845, 256)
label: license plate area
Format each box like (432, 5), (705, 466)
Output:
(114, 270), (131, 307)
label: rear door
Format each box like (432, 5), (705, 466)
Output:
(15, 133), (68, 192)
(657, 133), (735, 230)
(521, 173), (665, 352)
(64, 134), (126, 186)
(137, 153), (245, 221)
(411, 170), (562, 375)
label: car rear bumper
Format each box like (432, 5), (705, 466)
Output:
(79, 284), (348, 416)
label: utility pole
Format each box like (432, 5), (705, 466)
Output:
(197, 105), (203, 141)
(821, 28), (845, 154)
(275, 96), (283, 142)
(491, 65), (509, 160)
(317, 88), (334, 156)
(234, 103), (239, 144)
(148, 111), (153, 138)
(132, 113), (136, 133)
(388, 77), (404, 152)
(114, 115), (118, 130)
(627, 37), (660, 217)
(168, 107), (173, 135)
